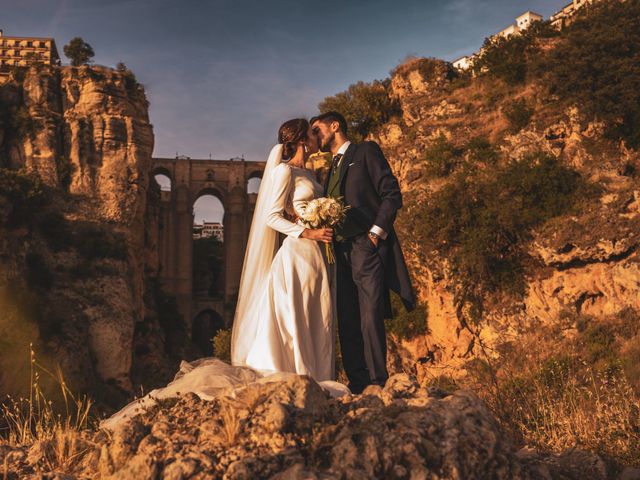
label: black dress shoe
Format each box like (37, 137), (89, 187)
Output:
(348, 383), (367, 395)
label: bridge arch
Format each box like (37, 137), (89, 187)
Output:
(152, 166), (173, 192)
(246, 170), (262, 194)
(149, 156), (266, 343)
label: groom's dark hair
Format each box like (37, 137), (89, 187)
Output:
(310, 111), (348, 135)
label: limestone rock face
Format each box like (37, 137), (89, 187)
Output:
(1, 373), (604, 479)
(0, 65), (155, 399)
(390, 58), (456, 127)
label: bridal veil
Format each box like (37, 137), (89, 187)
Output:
(230, 144), (284, 366)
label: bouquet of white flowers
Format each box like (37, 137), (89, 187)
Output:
(298, 197), (349, 264)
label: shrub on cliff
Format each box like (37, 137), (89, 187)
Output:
(416, 152), (587, 316)
(532, 0), (640, 147)
(74, 222), (128, 260)
(318, 79), (400, 143)
(385, 292), (428, 340)
(0, 168), (46, 227)
(0, 100), (37, 145)
(466, 136), (499, 166)
(422, 133), (462, 178)
(503, 98), (534, 133)
(55, 156), (75, 191)
(472, 20), (558, 85)
(116, 62), (141, 95)
(212, 328), (232, 362)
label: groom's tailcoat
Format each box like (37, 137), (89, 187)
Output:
(325, 141), (415, 391)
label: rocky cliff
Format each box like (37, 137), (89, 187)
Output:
(0, 64), (166, 407)
(375, 57), (640, 383)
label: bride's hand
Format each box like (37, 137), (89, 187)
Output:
(301, 227), (333, 243)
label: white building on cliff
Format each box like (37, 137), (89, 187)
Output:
(550, 0), (598, 28)
(452, 10), (543, 71)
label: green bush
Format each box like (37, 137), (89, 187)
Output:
(116, 62), (141, 96)
(74, 222), (128, 260)
(0, 168), (46, 226)
(0, 98), (37, 144)
(212, 328), (231, 362)
(503, 99), (534, 133)
(416, 153), (587, 316)
(385, 292), (428, 340)
(466, 136), (499, 166)
(318, 79), (400, 143)
(532, 0), (640, 147)
(422, 133), (461, 178)
(473, 20), (559, 85)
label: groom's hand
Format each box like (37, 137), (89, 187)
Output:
(368, 231), (379, 247)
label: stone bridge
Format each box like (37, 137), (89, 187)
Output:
(149, 156), (265, 352)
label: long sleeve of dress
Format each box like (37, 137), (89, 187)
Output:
(266, 164), (306, 238)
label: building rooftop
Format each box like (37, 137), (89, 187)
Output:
(516, 10), (543, 19)
(0, 30), (56, 41)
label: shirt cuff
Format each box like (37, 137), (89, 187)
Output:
(369, 225), (387, 240)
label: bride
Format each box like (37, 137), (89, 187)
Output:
(100, 119), (346, 430)
(231, 118), (337, 380)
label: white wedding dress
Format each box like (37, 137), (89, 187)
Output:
(100, 145), (348, 431)
(243, 162), (336, 380)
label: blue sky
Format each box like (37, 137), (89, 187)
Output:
(5, 0), (565, 222)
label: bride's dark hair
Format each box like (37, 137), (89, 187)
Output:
(278, 118), (309, 161)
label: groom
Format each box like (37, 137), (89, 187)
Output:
(310, 111), (415, 394)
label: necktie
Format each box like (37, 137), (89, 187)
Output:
(331, 154), (343, 175)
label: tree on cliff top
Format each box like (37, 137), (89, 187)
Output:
(63, 37), (95, 67)
(318, 80), (400, 143)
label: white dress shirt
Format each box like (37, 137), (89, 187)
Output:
(334, 140), (387, 240)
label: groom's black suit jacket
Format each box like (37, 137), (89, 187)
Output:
(324, 141), (416, 312)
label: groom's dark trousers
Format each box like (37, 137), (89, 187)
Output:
(335, 233), (389, 392)
(325, 141), (415, 394)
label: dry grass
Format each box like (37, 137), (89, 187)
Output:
(465, 315), (640, 466)
(218, 402), (241, 446)
(0, 343), (95, 472)
(495, 359), (640, 463)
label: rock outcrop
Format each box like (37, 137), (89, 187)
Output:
(0, 373), (622, 479)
